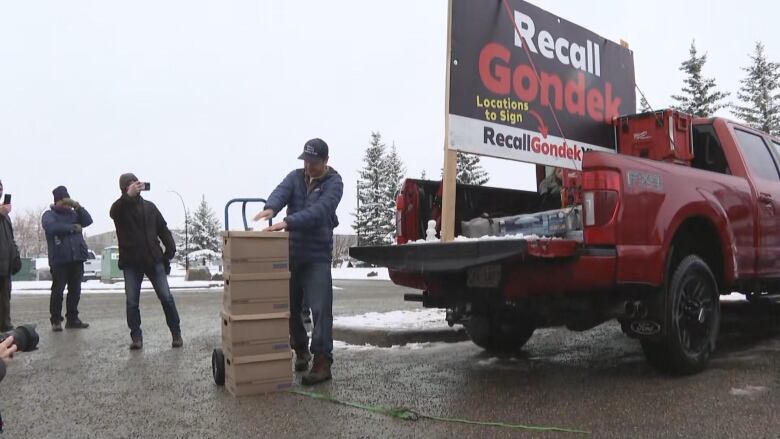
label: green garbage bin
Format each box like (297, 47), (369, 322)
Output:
(11, 257), (36, 281)
(101, 246), (122, 283)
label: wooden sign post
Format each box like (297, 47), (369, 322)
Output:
(441, 0), (456, 242)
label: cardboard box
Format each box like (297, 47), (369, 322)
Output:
(222, 231), (289, 274)
(221, 311), (290, 357)
(224, 272), (290, 315)
(224, 351), (293, 396)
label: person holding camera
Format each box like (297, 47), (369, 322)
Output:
(0, 336), (17, 383)
(110, 173), (181, 350)
(254, 138), (343, 386)
(0, 180), (21, 332)
(42, 186), (93, 331)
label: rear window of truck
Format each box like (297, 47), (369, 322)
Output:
(734, 129), (780, 181)
(692, 124), (730, 174)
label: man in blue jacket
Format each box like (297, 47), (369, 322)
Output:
(42, 186), (93, 331)
(254, 138), (343, 385)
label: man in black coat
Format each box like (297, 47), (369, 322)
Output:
(0, 180), (21, 332)
(42, 185), (93, 331)
(110, 173), (182, 350)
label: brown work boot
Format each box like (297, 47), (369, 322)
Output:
(294, 346), (312, 372)
(65, 318), (89, 329)
(301, 354), (332, 386)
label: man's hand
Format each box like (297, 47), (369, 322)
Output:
(0, 204), (11, 216)
(0, 336), (17, 365)
(61, 198), (81, 209)
(72, 224), (83, 234)
(253, 208), (274, 222)
(126, 181), (144, 197)
(263, 220), (287, 232)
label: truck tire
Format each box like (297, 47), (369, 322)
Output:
(641, 255), (720, 375)
(466, 315), (535, 353)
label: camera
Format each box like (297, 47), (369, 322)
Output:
(141, 182), (151, 191)
(0, 324), (39, 352)
(2, 194), (10, 205)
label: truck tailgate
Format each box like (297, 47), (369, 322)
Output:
(349, 239), (581, 273)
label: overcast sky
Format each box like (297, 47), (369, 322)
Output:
(1, 0), (778, 236)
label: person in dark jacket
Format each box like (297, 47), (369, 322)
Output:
(110, 173), (182, 350)
(538, 167), (564, 209)
(254, 138), (343, 386)
(42, 186), (93, 331)
(0, 180), (21, 332)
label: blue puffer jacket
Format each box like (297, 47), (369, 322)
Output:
(42, 205), (93, 267)
(264, 167), (343, 264)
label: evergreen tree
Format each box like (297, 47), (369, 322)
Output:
(733, 41), (780, 135)
(172, 211), (194, 265)
(353, 132), (393, 246)
(455, 152), (489, 185)
(671, 41), (729, 117)
(381, 143), (406, 243)
(190, 196), (221, 256)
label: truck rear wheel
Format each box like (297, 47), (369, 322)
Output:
(466, 314), (535, 353)
(641, 255), (720, 375)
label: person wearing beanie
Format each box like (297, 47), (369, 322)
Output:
(253, 138), (343, 386)
(110, 173), (182, 350)
(42, 185), (93, 331)
(0, 179), (21, 332)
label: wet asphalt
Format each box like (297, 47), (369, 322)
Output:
(1, 280), (779, 438)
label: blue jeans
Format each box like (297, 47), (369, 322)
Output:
(123, 263), (181, 340)
(289, 262), (333, 360)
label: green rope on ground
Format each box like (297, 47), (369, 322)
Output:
(289, 389), (590, 435)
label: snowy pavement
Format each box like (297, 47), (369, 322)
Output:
(11, 267), (391, 294)
(4, 285), (779, 438)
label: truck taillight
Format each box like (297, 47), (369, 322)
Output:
(583, 191), (619, 226)
(582, 170), (621, 242)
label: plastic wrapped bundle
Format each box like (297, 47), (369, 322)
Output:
(461, 207), (581, 239)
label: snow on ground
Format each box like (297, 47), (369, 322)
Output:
(331, 267), (389, 280)
(720, 293), (747, 302)
(12, 279), (223, 294)
(730, 385), (768, 397)
(333, 340), (444, 351)
(334, 308), (449, 331)
(11, 268), (389, 294)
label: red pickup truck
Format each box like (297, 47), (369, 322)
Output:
(350, 115), (780, 374)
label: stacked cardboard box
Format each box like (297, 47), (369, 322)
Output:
(221, 231), (292, 396)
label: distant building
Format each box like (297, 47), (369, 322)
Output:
(85, 231), (117, 254)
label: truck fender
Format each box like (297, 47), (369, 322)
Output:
(662, 192), (737, 289)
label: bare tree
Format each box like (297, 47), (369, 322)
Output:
(12, 206), (48, 258)
(332, 234), (357, 267)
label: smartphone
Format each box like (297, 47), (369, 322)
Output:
(2, 194), (10, 205)
(141, 182), (151, 191)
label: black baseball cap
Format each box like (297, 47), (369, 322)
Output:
(298, 138), (329, 162)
